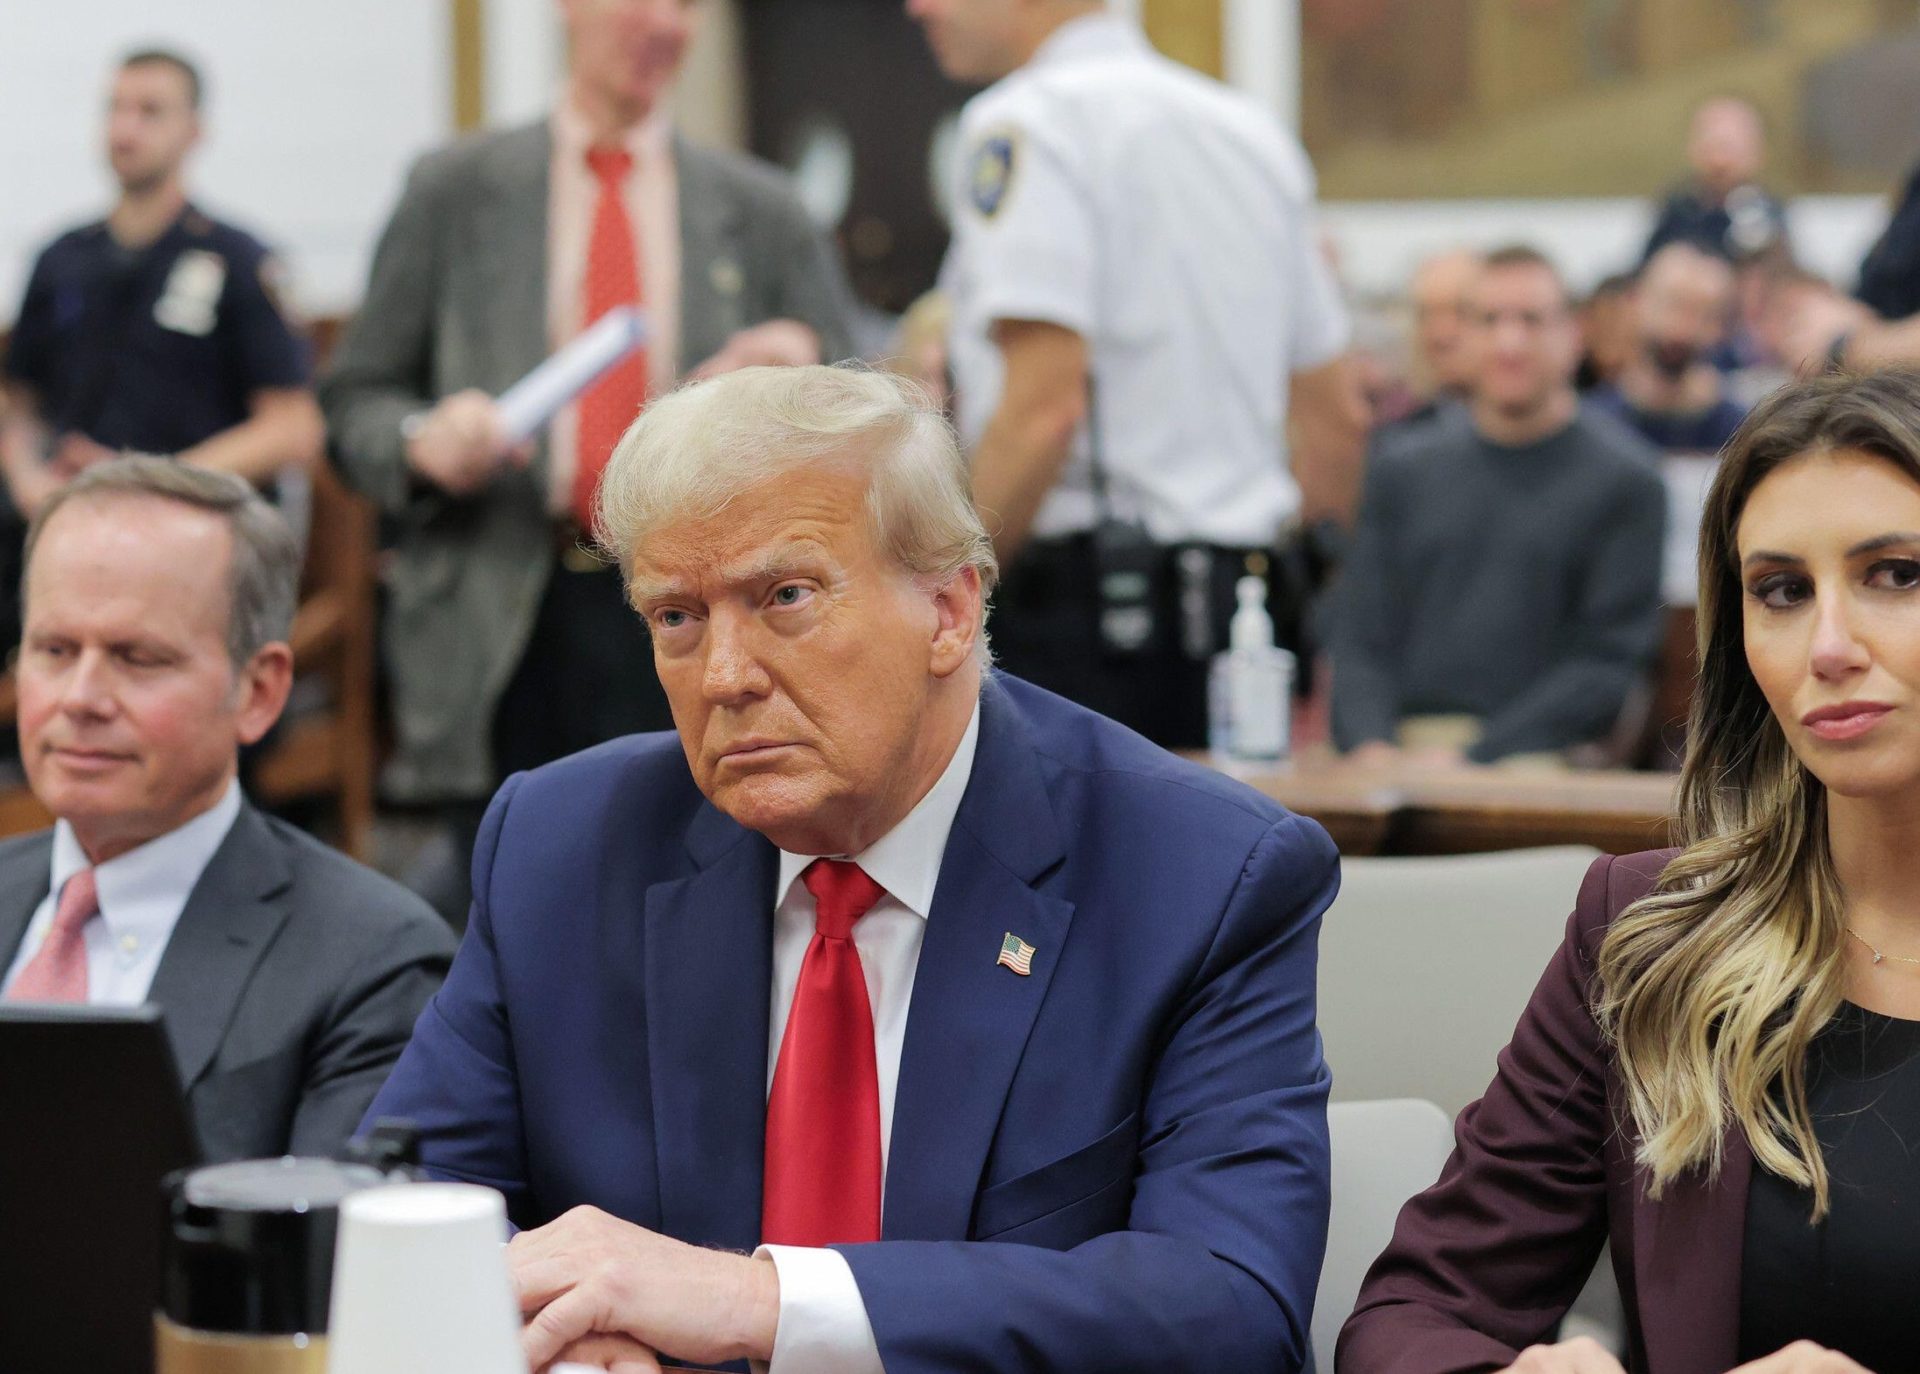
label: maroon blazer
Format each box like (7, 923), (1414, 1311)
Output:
(1337, 848), (1759, 1374)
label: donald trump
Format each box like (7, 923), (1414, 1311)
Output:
(367, 364), (1339, 1374)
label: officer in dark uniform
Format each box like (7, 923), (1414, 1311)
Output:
(6, 210), (309, 469)
(0, 48), (319, 589)
(1640, 96), (1788, 266)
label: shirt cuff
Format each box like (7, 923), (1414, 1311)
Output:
(753, 1244), (884, 1374)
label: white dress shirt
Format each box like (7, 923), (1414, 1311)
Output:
(1, 780), (242, 1003)
(757, 703), (981, 1374)
(941, 11), (1350, 547)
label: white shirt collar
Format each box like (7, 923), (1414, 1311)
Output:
(776, 702), (982, 922)
(49, 779), (243, 946)
(1029, 10), (1151, 69)
(553, 93), (673, 168)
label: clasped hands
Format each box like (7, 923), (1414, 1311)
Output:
(1499, 1336), (1871, 1374)
(508, 1206), (781, 1374)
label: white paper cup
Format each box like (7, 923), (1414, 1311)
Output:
(324, 1182), (524, 1374)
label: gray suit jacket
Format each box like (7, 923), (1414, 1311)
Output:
(0, 803), (454, 1163)
(319, 120), (859, 802)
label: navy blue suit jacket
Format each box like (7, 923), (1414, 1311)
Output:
(367, 674), (1338, 1374)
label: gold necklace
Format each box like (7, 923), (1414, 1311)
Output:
(1847, 927), (1920, 967)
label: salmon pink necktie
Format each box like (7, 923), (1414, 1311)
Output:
(762, 859), (885, 1246)
(6, 869), (98, 1003)
(573, 145), (649, 530)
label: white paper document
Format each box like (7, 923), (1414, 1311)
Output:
(494, 306), (649, 443)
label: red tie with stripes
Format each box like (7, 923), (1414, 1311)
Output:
(6, 869), (97, 1002)
(573, 144), (648, 530)
(762, 859), (885, 1246)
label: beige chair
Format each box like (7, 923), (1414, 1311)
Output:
(1320, 845), (1601, 1114)
(1314, 1098), (1455, 1374)
(1317, 846), (1624, 1355)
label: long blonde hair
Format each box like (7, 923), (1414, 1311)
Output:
(1596, 370), (1920, 1216)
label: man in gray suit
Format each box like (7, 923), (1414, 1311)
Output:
(0, 458), (453, 1162)
(320, 0), (858, 904)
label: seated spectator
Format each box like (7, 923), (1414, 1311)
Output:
(1338, 370), (1920, 1374)
(1642, 95), (1788, 266)
(364, 365), (1337, 1374)
(1590, 243), (1749, 456)
(1782, 149), (1920, 371)
(0, 458), (452, 1162)
(0, 49), (320, 655)
(1348, 298), (1420, 431)
(1330, 246), (1666, 766)
(1398, 248), (1482, 424)
(1573, 272), (1636, 394)
(0, 49), (320, 511)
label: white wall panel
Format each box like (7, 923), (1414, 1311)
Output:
(485, 0), (562, 129)
(0, 1), (449, 318)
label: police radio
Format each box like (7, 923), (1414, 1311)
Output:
(1085, 378), (1162, 658)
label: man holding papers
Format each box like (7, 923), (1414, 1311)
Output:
(320, 0), (856, 918)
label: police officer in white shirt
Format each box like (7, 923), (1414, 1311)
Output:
(911, 0), (1362, 747)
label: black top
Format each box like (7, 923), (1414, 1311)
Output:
(2, 204), (308, 453)
(1739, 1001), (1920, 1368)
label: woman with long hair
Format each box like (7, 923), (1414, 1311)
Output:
(1338, 369), (1920, 1374)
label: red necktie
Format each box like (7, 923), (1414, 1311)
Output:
(763, 859), (886, 1246)
(573, 145), (649, 530)
(6, 869), (98, 1003)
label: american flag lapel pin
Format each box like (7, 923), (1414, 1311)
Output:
(996, 932), (1036, 976)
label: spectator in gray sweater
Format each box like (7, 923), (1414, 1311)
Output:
(1332, 246), (1667, 766)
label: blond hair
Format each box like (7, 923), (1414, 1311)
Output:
(1597, 369), (1920, 1216)
(594, 365), (997, 621)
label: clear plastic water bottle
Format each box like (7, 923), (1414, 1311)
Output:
(1208, 574), (1294, 761)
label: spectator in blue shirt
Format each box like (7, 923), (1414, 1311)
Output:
(1590, 243), (1749, 457)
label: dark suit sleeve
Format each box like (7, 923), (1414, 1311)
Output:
(1330, 439), (1409, 750)
(318, 154), (445, 514)
(837, 814), (1337, 1374)
(1335, 856), (1619, 1374)
(358, 774), (537, 1215)
(286, 904), (454, 1157)
(1469, 466), (1666, 763)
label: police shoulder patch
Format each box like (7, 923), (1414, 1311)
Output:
(968, 127), (1022, 220)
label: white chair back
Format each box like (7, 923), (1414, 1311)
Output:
(1315, 846), (1625, 1360)
(1313, 1098), (1455, 1374)
(1318, 846), (1602, 1115)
